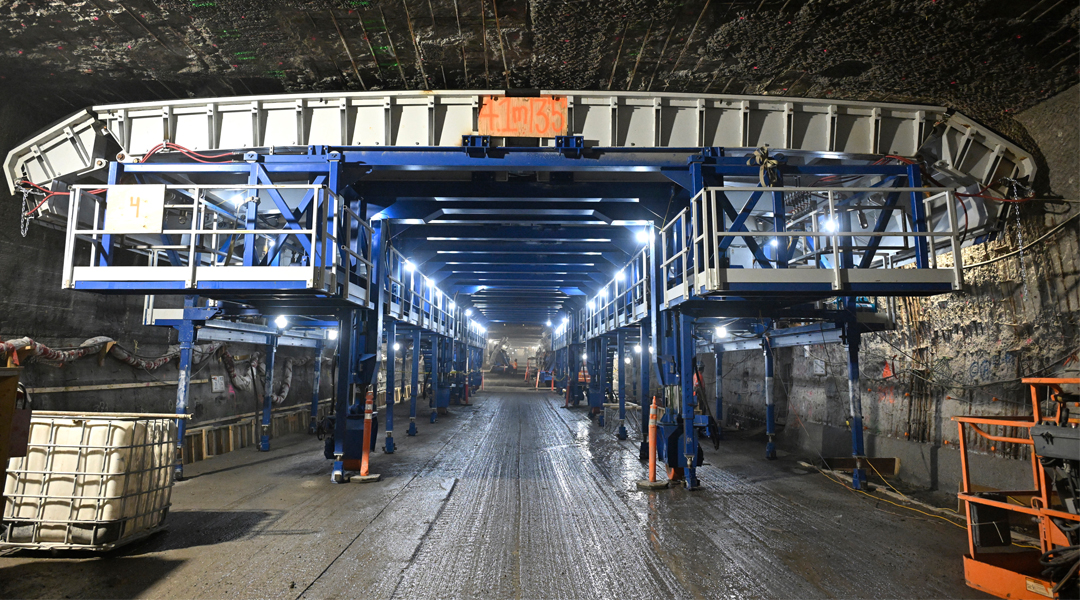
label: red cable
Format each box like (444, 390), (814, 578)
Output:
(20, 142), (232, 217)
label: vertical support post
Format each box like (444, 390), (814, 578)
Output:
(763, 334), (777, 460)
(384, 319), (397, 453)
(409, 329), (421, 435)
(430, 336), (440, 423)
(260, 333), (278, 452)
(847, 326), (867, 489)
(907, 164), (930, 269)
(565, 319), (578, 407)
(173, 295), (196, 480)
(678, 312), (699, 489)
(771, 188), (788, 268)
(331, 309), (355, 483)
(639, 322), (651, 460)
(616, 329), (627, 440)
(309, 339), (324, 434)
(98, 162), (122, 266)
(595, 336), (609, 426)
(243, 165), (260, 266)
(714, 346), (724, 441)
(355, 217), (386, 422)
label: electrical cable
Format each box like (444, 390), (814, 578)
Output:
(963, 212), (1079, 269)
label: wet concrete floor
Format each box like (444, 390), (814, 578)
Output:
(0, 379), (989, 599)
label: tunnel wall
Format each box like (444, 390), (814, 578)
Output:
(0, 89), (329, 426)
(713, 85), (1080, 492)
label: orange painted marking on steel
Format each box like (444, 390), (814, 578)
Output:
(647, 397), (659, 483)
(477, 96), (569, 138)
(360, 390), (374, 476)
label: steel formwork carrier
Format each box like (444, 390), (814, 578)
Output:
(7, 90), (1034, 491)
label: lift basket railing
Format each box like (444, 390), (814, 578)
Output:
(61, 184), (373, 303)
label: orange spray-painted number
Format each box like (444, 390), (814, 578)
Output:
(477, 96), (568, 138)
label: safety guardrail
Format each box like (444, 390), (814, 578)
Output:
(61, 184), (373, 305)
(583, 246), (650, 340)
(384, 246), (486, 348)
(658, 186), (963, 306)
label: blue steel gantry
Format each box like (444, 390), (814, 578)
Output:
(7, 90), (1033, 488)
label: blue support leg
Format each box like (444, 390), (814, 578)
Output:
(309, 340), (323, 434)
(764, 335), (777, 460)
(847, 328), (867, 489)
(384, 320), (397, 453)
(408, 329), (420, 436)
(260, 334), (278, 452)
(639, 323), (651, 460)
(430, 337), (439, 424)
(596, 337), (608, 427)
(616, 329), (627, 440)
(173, 295), (196, 480)
(331, 309), (355, 483)
(714, 348), (724, 441)
(678, 313), (699, 489)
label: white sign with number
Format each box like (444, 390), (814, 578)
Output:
(104, 184), (166, 234)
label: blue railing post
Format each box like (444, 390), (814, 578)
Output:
(243, 164), (260, 267)
(908, 164), (930, 269)
(772, 188), (788, 268)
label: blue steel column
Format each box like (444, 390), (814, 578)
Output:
(308, 339), (324, 434)
(409, 329), (420, 435)
(763, 335), (777, 460)
(243, 164), (260, 266)
(260, 333), (278, 452)
(616, 329), (627, 440)
(678, 312), (699, 489)
(772, 188), (788, 269)
(594, 336), (609, 426)
(847, 328), (867, 489)
(907, 164), (930, 269)
(384, 319), (397, 453)
(638, 322), (651, 459)
(331, 309), (355, 483)
(714, 347), (724, 441)
(566, 314), (579, 407)
(429, 337), (439, 423)
(173, 295), (196, 480)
